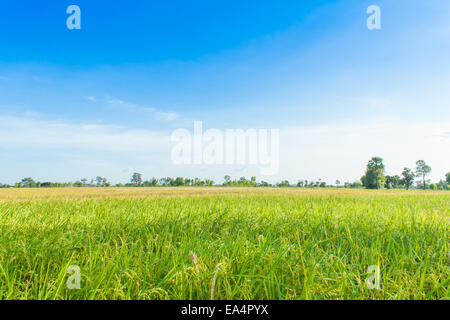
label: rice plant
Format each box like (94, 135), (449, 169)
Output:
(0, 188), (448, 299)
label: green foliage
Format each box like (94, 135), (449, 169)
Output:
(401, 168), (415, 190)
(415, 160), (432, 190)
(223, 176), (259, 187)
(19, 177), (36, 188)
(277, 180), (290, 187)
(344, 181), (363, 189)
(361, 157), (386, 189)
(385, 175), (401, 189)
(131, 172), (143, 186)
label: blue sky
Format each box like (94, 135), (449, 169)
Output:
(0, 0), (449, 184)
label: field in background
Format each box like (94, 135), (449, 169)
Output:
(0, 188), (448, 299)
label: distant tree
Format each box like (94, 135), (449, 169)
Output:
(259, 181), (269, 187)
(278, 180), (290, 187)
(385, 175), (401, 189)
(401, 168), (415, 190)
(143, 177), (158, 187)
(415, 160), (432, 190)
(345, 181), (363, 189)
(95, 176), (103, 187)
(361, 157), (385, 189)
(429, 183), (437, 190)
(102, 178), (110, 187)
(336, 180), (341, 187)
(158, 177), (167, 186)
(20, 177), (36, 188)
(297, 180), (304, 187)
(131, 173), (143, 186)
(73, 181), (83, 187)
(446, 172), (450, 185)
(174, 177), (185, 186)
(436, 180), (446, 190)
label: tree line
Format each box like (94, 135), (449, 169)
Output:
(1, 158), (449, 190)
(360, 157), (449, 190)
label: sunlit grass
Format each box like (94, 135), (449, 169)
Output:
(0, 188), (448, 299)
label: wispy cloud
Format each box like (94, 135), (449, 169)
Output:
(86, 96), (97, 102)
(0, 115), (171, 153)
(106, 98), (180, 121)
(0, 114), (448, 183)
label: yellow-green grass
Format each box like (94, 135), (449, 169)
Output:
(0, 188), (448, 299)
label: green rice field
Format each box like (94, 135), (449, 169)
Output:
(0, 188), (448, 300)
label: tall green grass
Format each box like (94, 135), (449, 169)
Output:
(0, 190), (448, 299)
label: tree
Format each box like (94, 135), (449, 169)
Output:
(361, 157), (385, 189)
(95, 176), (103, 187)
(315, 179), (322, 188)
(415, 160), (431, 190)
(401, 168), (415, 190)
(446, 172), (450, 185)
(385, 175), (401, 189)
(259, 181), (270, 187)
(131, 172), (143, 186)
(174, 177), (185, 186)
(102, 177), (110, 187)
(278, 180), (290, 187)
(345, 181), (363, 189)
(73, 181), (83, 187)
(20, 177), (36, 188)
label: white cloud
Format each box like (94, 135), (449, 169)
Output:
(155, 111), (180, 121)
(0, 115), (171, 153)
(0, 115), (448, 184)
(106, 98), (180, 122)
(86, 96), (97, 102)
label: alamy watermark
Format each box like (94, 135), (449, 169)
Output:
(66, 265), (81, 290)
(367, 5), (381, 30)
(366, 265), (381, 290)
(171, 121), (279, 175)
(66, 5), (81, 30)
(65, 5), (380, 31)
